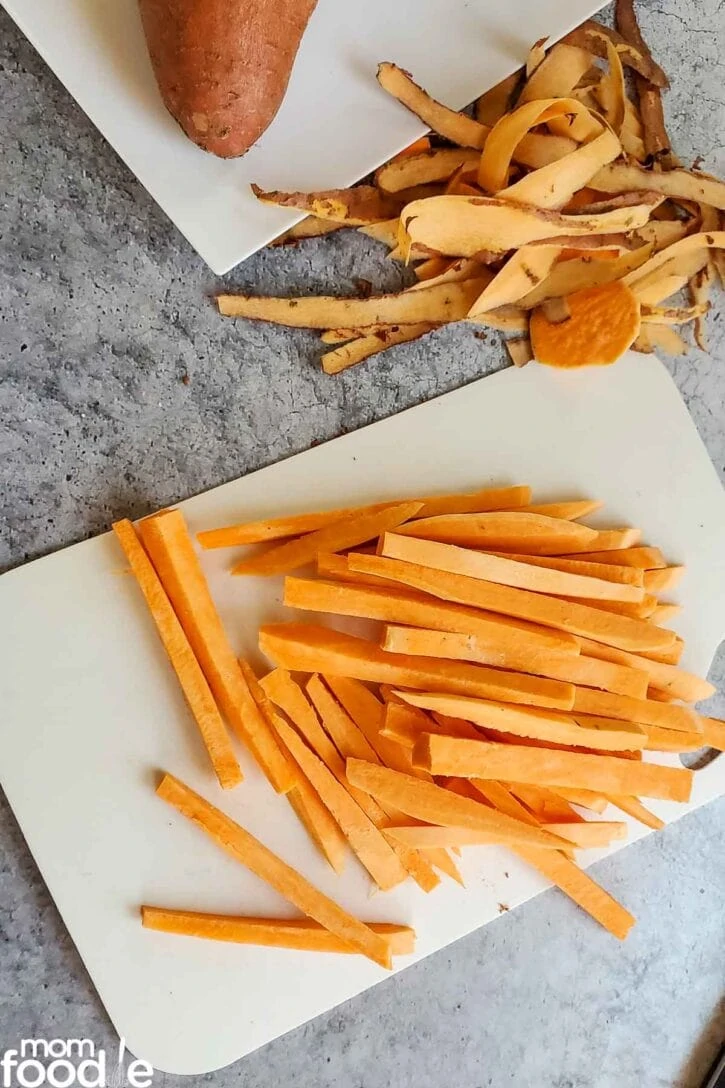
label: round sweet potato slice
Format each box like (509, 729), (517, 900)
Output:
(138, 0), (318, 157)
(530, 281), (641, 367)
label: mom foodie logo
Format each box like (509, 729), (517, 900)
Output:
(0, 1038), (153, 1087)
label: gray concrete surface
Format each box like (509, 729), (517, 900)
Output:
(1, 0), (724, 1084)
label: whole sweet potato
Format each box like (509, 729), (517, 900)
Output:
(138, 0), (318, 157)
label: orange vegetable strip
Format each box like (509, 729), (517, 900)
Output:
(232, 501), (423, 577)
(198, 486), (531, 549)
(386, 825), (509, 848)
(141, 907), (415, 955)
(651, 603), (682, 624)
(287, 575), (579, 654)
(607, 794), (665, 830)
(574, 635), (714, 703)
(156, 773), (392, 968)
(497, 553), (644, 586)
(305, 676), (441, 892)
(638, 638), (685, 666)
(570, 530), (642, 554)
(399, 691), (645, 751)
(381, 532), (645, 602)
(643, 725), (704, 753)
(285, 780), (348, 874)
(577, 595), (657, 620)
(316, 552), (406, 591)
(260, 622), (573, 710)
(702, 717), (725, 750)
(414, 735), (692, 802)
(138, 511), (294, 792)
(642, 566), (685, 594)
(271, 717), (408, 891)
(347, 555), (676, 654)
(381, 625), (648, 699)
(572, 687), (701, 732)
(394, 511), (599, 554)
(507, 783), (583, 823)
(554, 787), (609, 814)
(466, 779), (542, 825)
(540, 821), (628, 847)
(112, 519), (242, 790)
(513, 846), (635, 939)
(574, 546), (665, 567)
(345, 760), (569, 849)
(423, 847), (465, 885)
(520, 500), (604, 520)
(381, 701), (480, 748)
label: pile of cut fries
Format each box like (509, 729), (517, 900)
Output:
(217, 2), (724, 374)
(114, 481), (724, 965)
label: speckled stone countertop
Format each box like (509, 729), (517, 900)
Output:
(1, 1), (724, 1085)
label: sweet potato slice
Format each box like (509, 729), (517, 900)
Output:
(381, 626), (648, 699)
(260, 622), (573, 709)
(392, 511), (598, 553)
(142, 908), (414, 955)
(607, 794), (664, 829)
(346, 554), (676, 654)
(112, 519), (242, 790)
(414, 736), (692, 801)
(642, 566), (685, 594)
(156, 774), (392, 968)
(381, 533), (644, 602)
(345, 760), (568, 849)
(520, 500), (603, 520)
(530, 281), (641, 368)
(572, 687), (701, 732)
(138, 510), (294, 792)
(574, 636), (714, 703)
(574, 546), (665, 568)
(541, 821), (627, 847)
(232, 501), (422, 576)
(401, 691), (645, 750)
(285, 575), (579, 655)
(702, 717), (725, 751)
(499, 553), (644, 586)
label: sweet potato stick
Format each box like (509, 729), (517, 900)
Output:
(393, 511), (599, 553)
(506, 783), (583, 823)
(521, 500), (604, 520)
(112, 519), (242, 790)
(555, 787), (609, 813)
(346, 555), (676, 654)
(499, 553), (644, 586)
(642, 566), (685, 594)
(142, 908), (415, 955)
(305, 677), (442, 891)
(643, 726), (704, 753)
(345, 760), (568, 849)
(540, 821), (628, 847)
(286, 575), (579, 654)
(260, 623), (574, 709)
(575, 546), (666, 568)
(385, 825), (507, 848)
(198, 504), (390, 548)
(607, 794), (665, 830)
(138, 511), (294, 792)
(156, 774), (392, 968)
(514, 846), (635, 938)
(572, 687), (701, 733)
(574, 635), (714, 703)
(702, 717), (725, 750)
(381, 532), (645, 602)
(232, 501), (422, 577)
(399, 691), (645, 751)
(414, 735), (692, 802)
(381, 625), (648, 699)
(272, 718), (408, 891)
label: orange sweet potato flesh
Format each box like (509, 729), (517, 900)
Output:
(138, 0), (318, 158)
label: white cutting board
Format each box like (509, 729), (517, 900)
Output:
(0, 0), (603, 272)
(1, 353), (724, 1076)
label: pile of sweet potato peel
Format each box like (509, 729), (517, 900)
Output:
(218, 2), (724, 373)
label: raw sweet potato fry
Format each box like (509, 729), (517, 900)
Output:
(381, 625), (648, 699)
(554, 787), (609, 813)
(702, 717), (725, 750)
(112, 519), (242, 790)
(381, 701), (480, 748)
(570, 529), (642, 553)
(156, 774), (392, 969)
(345, 759), (568, 849)
(571, 594), (657, 620)
(574, 635), (714, 703)
(607, 794), (664, 830)
(346, 554), (676, 654)
(541, 821), (627, 847)
(506, 783), (584, 823)
(138, 510), (295, 793)
(399, 691), (645, 751)
(141, 908), (415, 955)
(385, 825), (503, 848)
(414, 735), (692, 802)
(285, 779), (349, 875)
(381, 532), (645, 602)
(574, 546), (665, 568)
(520, 500), (603, 520)
(642, 566), (685, 594)
(572, 687), (701, 733)
(392, 511), (599, 553)
(464, 779), (542, 825)
(650, 603), (682, 624)
(272, 716), (408, 891)
(514, 846), (635, 939)
(232, 501), (422, 577)
(498, 553), (644, 586)
(260, 622), (573, 709)
(642, 725), (704, 753)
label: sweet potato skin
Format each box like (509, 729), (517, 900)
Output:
(138, 0), (318, 157)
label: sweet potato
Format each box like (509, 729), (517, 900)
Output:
(138, 0), (318, 157)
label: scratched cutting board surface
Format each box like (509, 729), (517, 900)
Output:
(1, 353), (724, 1076)
(0, 0), (605, 273)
